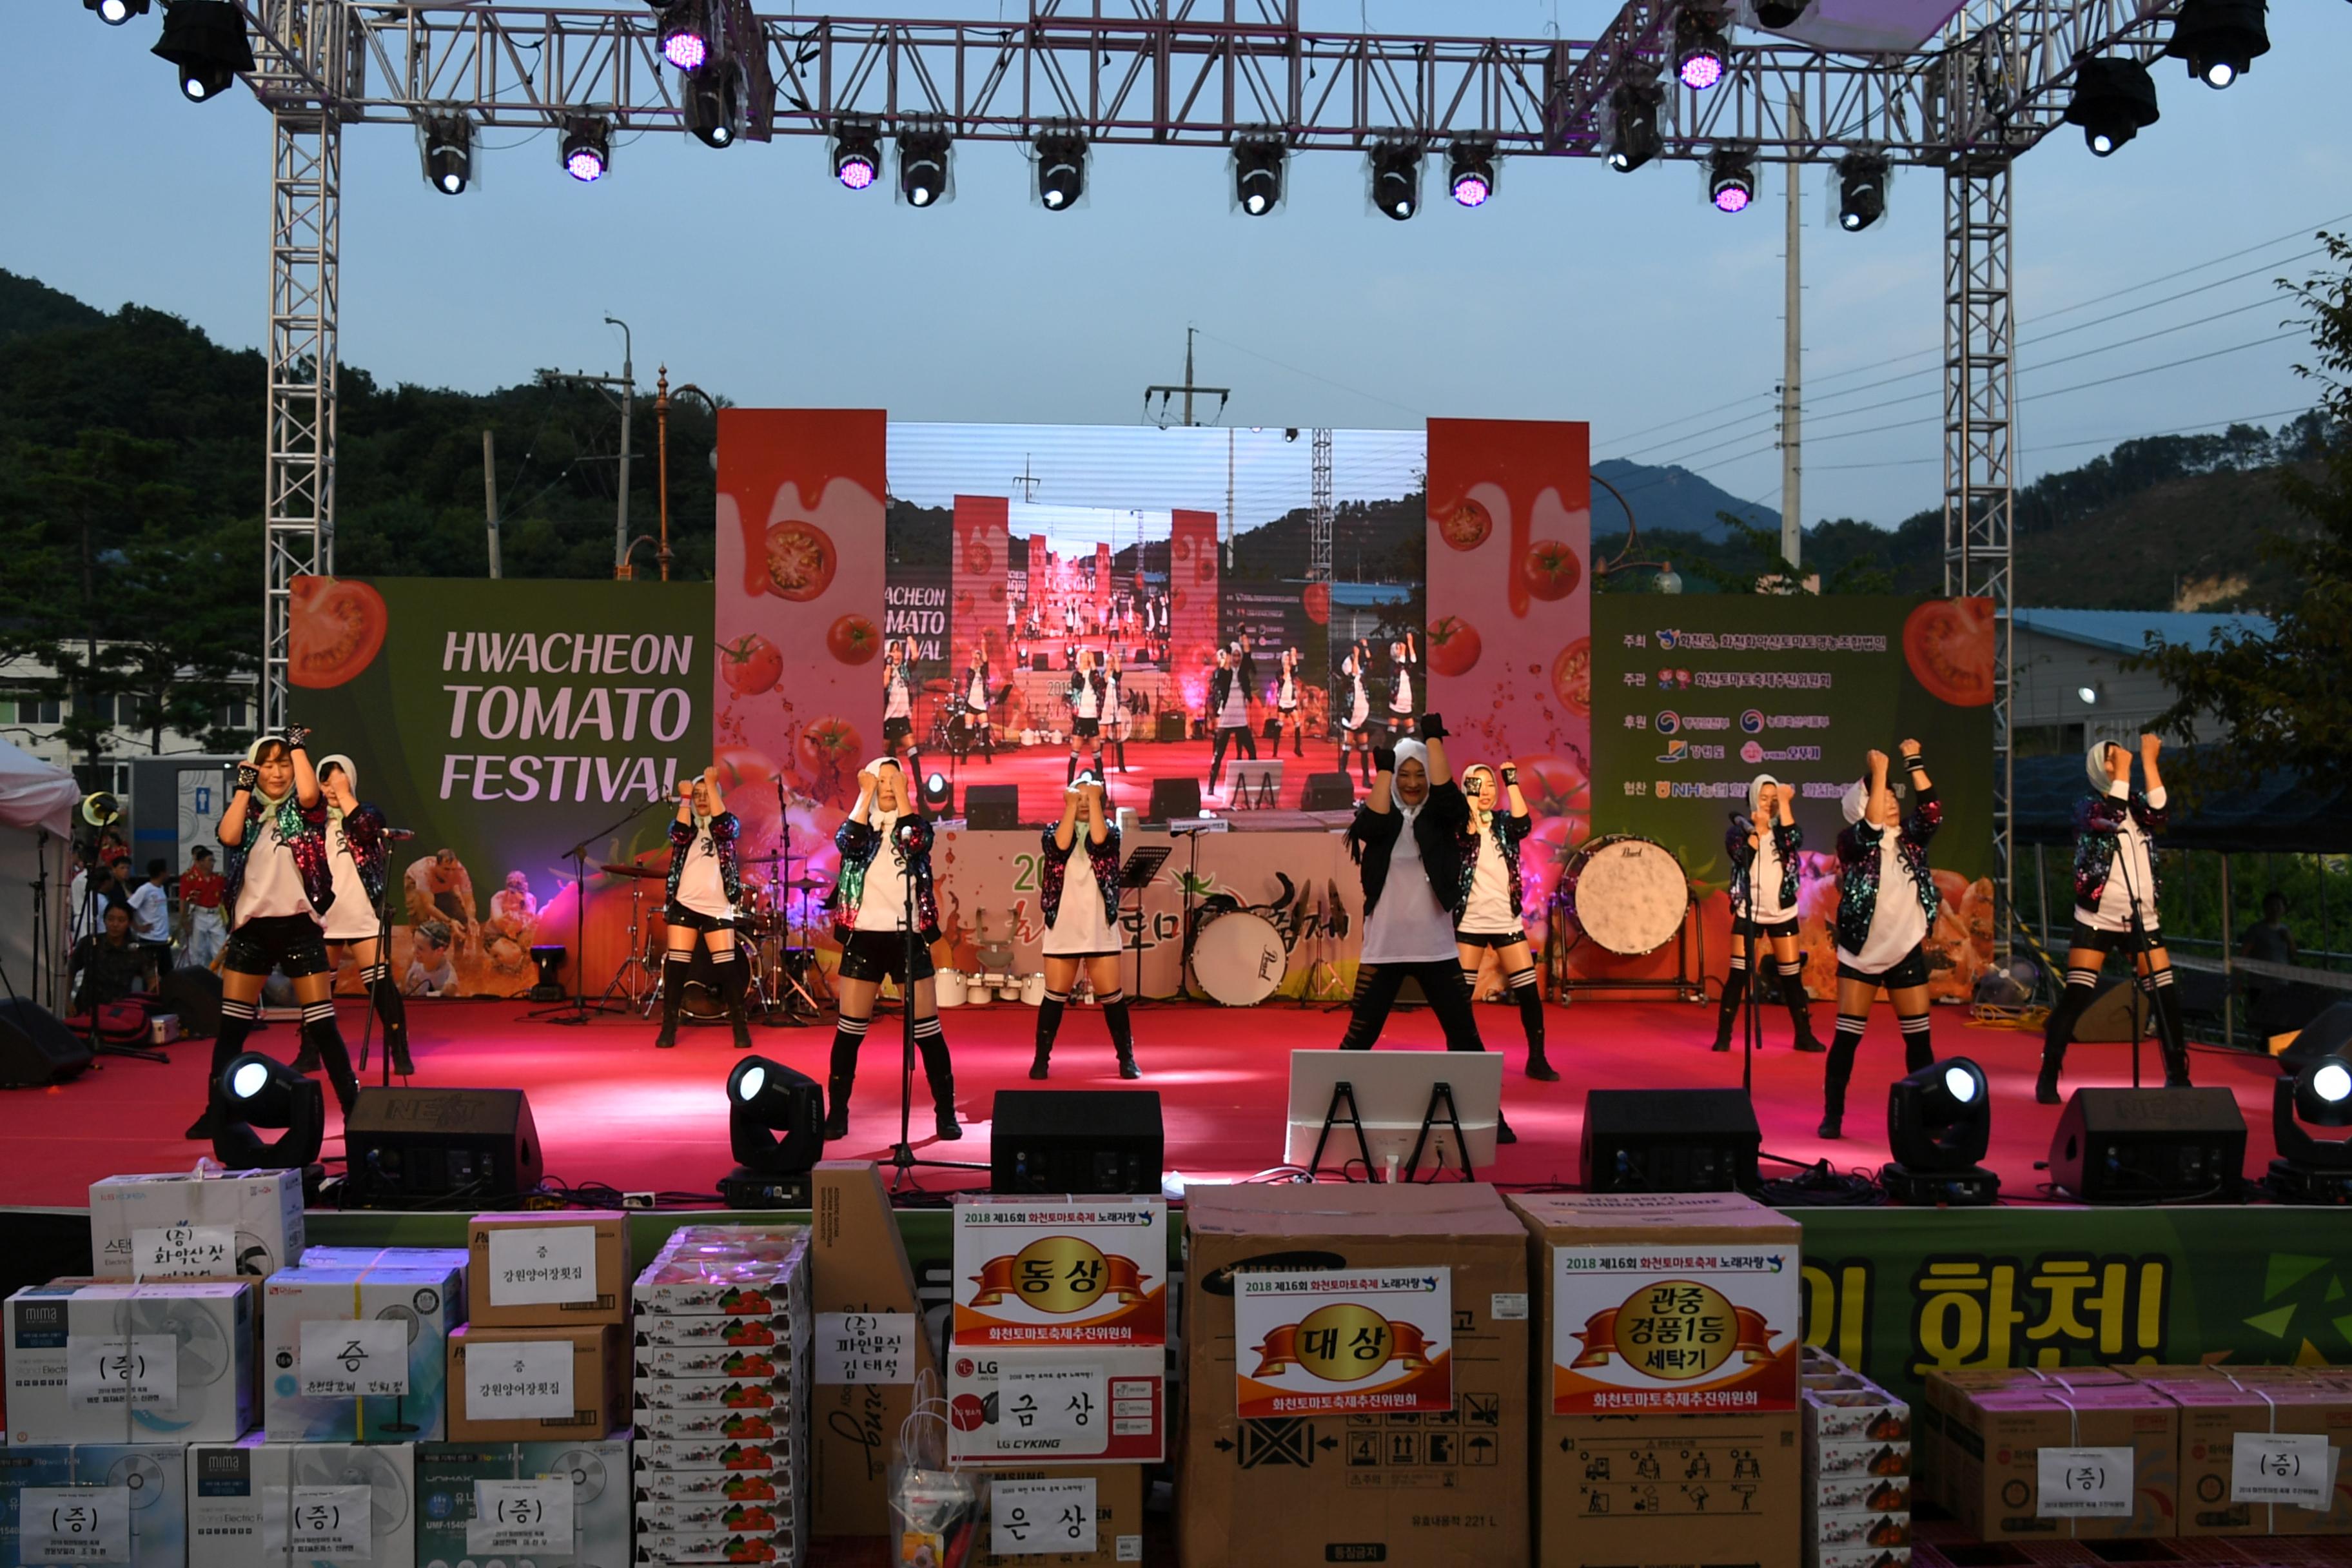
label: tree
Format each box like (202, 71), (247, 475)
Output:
(1678, 514), (1897, 595)
(2133, 232), (2352, 784)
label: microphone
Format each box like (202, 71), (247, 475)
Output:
(382, 828), (418, 841)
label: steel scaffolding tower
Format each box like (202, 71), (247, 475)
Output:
(1309, 429), (1334, 585)
(262, 110), (340, 730)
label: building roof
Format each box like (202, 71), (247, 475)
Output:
(2008, 608), (2273, 658)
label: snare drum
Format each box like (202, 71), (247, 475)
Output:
(1560, 834), (1690, 957)
(1192, 910), (1286, 1006)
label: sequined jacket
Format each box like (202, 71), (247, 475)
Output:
(1455, 807), (1531, 920)
(1727, 816), (1804, 916)
(667, 811), (743, 907)
(833, 813), (941, 943)
(222, 791), (335, 920)
(1038, 821), (1122, 931)
(336, 805), (391, 906)
(1834, 785), (1941, 957)
(1065, 667), (1106, 716)
(1348, 782), (1471, 921)
(2072, 787), (2168, 910)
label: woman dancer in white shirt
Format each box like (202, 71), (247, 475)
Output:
(1818, 742), (1939, 1139)
(1030, 774), (1139, 1079)
(1713, 774), (1824, 1055)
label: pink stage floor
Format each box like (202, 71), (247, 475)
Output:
(0, 995), (2284, 1207)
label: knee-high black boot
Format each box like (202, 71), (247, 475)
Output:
(1711, 963), (1749, 1053)
(300, 1000), (360, 1115)
(715, 948), (754, 1050)
(823, 1015), (867, 1138)
(1819, 1015), (1867, 1139)
(1509, 967), (1557, 1081)
(1066, 750), (1080, 786)
(1780, 959), (1824, 1052)
(654, 955), (689, 1048)
(186, 997), (260, 1139)
(1898, 1012), (1934, 1074)
(1101, 988), (1139, 1079)
(2148, 968), (2193, 1086)
(362, 962), (413, 1075)
(914, 1015), (961, 1140)
(1032, 990), (1067, 1079)
(2037, 966), (2100, 1104)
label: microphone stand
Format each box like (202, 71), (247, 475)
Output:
(885, 814), (985, 1192)
(353, 826), (411, 1084)
(2112, 790), (2151, 1089)
(533, 794), (669, 1025)
(1740, 814), (1765, 1096)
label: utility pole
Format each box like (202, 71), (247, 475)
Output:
(482, 430), (502, 578)
(536, 315), (640, 578)
(1013, 455), (1041, 502)
(1142, 327), (1230, 428)
(1780, 99), (1804, 571)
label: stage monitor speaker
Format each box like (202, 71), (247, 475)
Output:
(964, 785), (1021, 832)
(160, 966), (223, 1037)
(344, 1086), (544, 1205)
(2072, 971), (2150, 1043)
(0, 999), (93, 1089)
(1155, 712), (1186, 743)
(990, 1088), (1164, 1195)
(1582, 1088), (1761, 1194)
(1032, 654), (1049, 672)
(1146, 778), (1200, 823)
(2047, 1087), (2247, 1202)
(2277, 1000), (2352, 1068)
(1301, 771), (1355, 812)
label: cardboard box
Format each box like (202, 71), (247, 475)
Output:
(5, 1280), (255, 1446)
(946, 1346), (1165, 1465)
(631, 1226), (810, 1322)
(186, 1437), (415, 1568)
(2168, 1377), (2352, 1535)
(1934, 1377), (2179, 1540)
(632, 1433), (796, 1473)
(1814, 1510), (1911, 1548)
(414, 1437), (631, 1568)
(446, 1324), (622, 1442)
(632, 1458), (798, 1502)
(1181, 1182), (1528, 1568)
(808, 1162), (936, 1540)
(1814, 1439), (1909, 1479)
(90, 1170), (305, 1280)
(0, 1444), (190, 1568)
(262, 1248), (466, 1441)
(1806, 1389), (1911, 1445)
(973, 1463), (1145, 1567)
(951, 1197), (1168, 1348)
(1551, 1411), (1803, 1568)
(465, 1213), (629, 1329)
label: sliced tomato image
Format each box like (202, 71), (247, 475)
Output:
(1902, 597), (1995, 707)
(288, 576), (387, 689)
(759, 520), (838, 602)
(1436, 497), (1493, 552)
(1551, 636), (1593, 718)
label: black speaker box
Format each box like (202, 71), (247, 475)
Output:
(1582, 1088), (1761, 1193)
(990, 1089), (1164, 1195)
(343, 1086), (544, 1205)
(1146, 777), (1201, 823)
(1155, 712), (1186, 743)
(1301, 770), (1355, 811)
(0, 999), (93, 1088)
(2072, 970), (2151, 1043)
(1032, 654), (1049, 672)
(160, 966), (224, 1037)
(2048, 1087), (2247, 1202)
(964, 784), (1020, 831)
(2278, 999), (2352, 1068)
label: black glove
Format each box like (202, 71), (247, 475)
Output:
(1499, 764), (1518, 788)
(1418, 712), (1447, 741)
(1901, 749), (1928, 772)
(1371, 746), (1398, 776)
(283, 724), (311, 751)
(235, 763), (259, 791)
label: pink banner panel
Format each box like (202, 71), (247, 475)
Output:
(1168, 507), (1221, 719)
(954, 495), (1012, 680)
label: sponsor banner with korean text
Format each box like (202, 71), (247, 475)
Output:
(952, 1199), (1168, 1347)
(1551, 1243), (1803, 1415)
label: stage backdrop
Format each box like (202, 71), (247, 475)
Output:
(285, 574), (712, 997)
(1591, 593), (1998, 999)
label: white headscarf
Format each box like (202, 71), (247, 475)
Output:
(866, 755), (908, 821)
(1390, 738), (1432, 823)
(1747, 773), (1780, 818)
(243, 735), (293, 804)
(316, 753), (358, 817)
(1841, 778), (1870, 825)
(2086, 738), (2122, 792)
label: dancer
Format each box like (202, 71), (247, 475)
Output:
(827, 758), (959, 1141)
(186, 730), (359, 1139)
(1031, 774), (1139, 1081)
(1386, 632), (1419, 739)
(313, 755), (413, 1076)
(958, 647), (994, 765)
(2035, 733), (2191, 1102)
(881, 643), (917, 773)
(1102, 649), (1131, 773)
(1065, 647), (1105, 785)
(1455, 763), (1557, 1082)
(1275, 647), (1306, 758)
(1818, 742), (1939, 1139)
(1714, 774), (1824, 1055)
(654, 767), (754, 1052)
(1206, 643), (1259, 793)
(1338, 638), (1376, 786)
(1338, 717), (1514, 1141)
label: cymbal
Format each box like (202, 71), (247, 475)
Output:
(600, 863), (667, 879)
(741, 852), (797, 866)
(786, 877), (829, 891)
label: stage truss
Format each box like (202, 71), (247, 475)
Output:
(218, 0), (2190, 943)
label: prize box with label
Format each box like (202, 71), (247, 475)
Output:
(1232, 1268), (1454, 1420)
(950, 1197), (1168, 1348)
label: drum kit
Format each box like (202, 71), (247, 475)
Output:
(595, 853), (832, 1025)
(1549, 832), (1703, 999)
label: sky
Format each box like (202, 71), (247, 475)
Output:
(5, 1), (2349, 537)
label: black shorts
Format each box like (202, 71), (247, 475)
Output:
(1732, 916), (1800, 942)
(222, 913), (331, 979)
(1072, 716), (1101, 739)
(1836, 943), (1930, 990)
(883, 716), (914, 743)
(2066, 920), (2164, 956)
(1454, 928), (1528, 949)
(837, 928), (937, 985)
(665, 901), (736, 934)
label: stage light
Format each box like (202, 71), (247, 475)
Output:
(2064, 57), (2160, 156)
(1882, 1055), (1998, 1204)
(898, 129), (951, 207)
(1607, 81), (1663, 173)
(1035, 130), (1088, 210)
(1676, 8), (1730, 91)
(681, 66), (740, 148)
(921, 770), (953, 813)
(2163, 0), (2268, 89)
(833, 120), (881, 190)
(1447, 141), (1496, 208)
(422, 114), (473, 196)
(153, 0), (256, 103)
(1754, 0), (1813, 24)
(721, 1055), (827, 1206)
(562, 117), (611, 181)
(1709, 148), (1756, 213)
(2270, 1050), (2352, 1202)
(1234, 137), (1286, 216)
(86, 0), (150, 24)
(1836, 151), (1887, 231)
(660, 16), (708, 71)
(1369, 142), (1422, 221)
(212, 1052), (326, 1173)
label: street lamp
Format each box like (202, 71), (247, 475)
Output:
(656, 367), (720, 583)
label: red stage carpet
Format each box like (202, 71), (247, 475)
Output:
(0, 997), (2286, 1208)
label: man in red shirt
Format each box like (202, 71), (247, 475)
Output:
(180, 845), (228, 969)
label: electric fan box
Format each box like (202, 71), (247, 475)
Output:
(4, 1280), (256, 1447)
(263, 1250), (469, 1442)
(89, 1168), (306, 1280)
(186, 1436), (416, 1568)
(414, 1436), (631, 1568)
(0, 1443), (190, 1568)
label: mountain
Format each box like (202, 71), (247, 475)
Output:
(1591, 457), (1778, 544)
(0, 270), (104, 348)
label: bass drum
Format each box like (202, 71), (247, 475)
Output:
(1191, 910), (1286, 1006)
(1560, 834), (1690, 957)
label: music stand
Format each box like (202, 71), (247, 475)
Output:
(1117, 844), (1170, 1009)
(533, 795), (665, 1024)
(1284, 1048), (1502, 1182)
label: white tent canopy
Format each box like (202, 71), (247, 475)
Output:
(0, 736), (78, 1008)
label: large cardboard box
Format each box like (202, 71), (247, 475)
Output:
(90, 1170), (305, 1280)
(446, 1324), (622, 1442)
(973, 1463), (1146, 1567)
(414, 1437), (631, 1568)
(186, 1437), (416, 1568)
(263, 1248), (467, 1441)
(1553, 1411), (1803, 1568)
(1181, 1182), (1528, 1568)
(5, 1280), (255, 1447)
(465, 1213), (629, 1329)
(808, 1162), (936, 1540)
(0, 1444), (190, 1568)
(1935, 1378), (2179, 1540)
(2166, 1377), (2352, 1536)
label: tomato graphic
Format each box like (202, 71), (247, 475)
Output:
(827, 614), (881, 665)
(1903, 597), (1995, 707)
(1426, 615), (1483, 677)
(1436, 497), (1493, 552)
(1550, 637), (1593, 718)
(288, 576), (387, 689)
(758, 520), (837, 601)
(962, 536), (994, 576)
(721, 634), (783, 695)
(1522, 540), (1582, 602)
(1302, 582), (1331, 625)
(797, 718), (862, 778)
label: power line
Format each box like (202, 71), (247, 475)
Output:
(1810, 403), (2317, 470)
